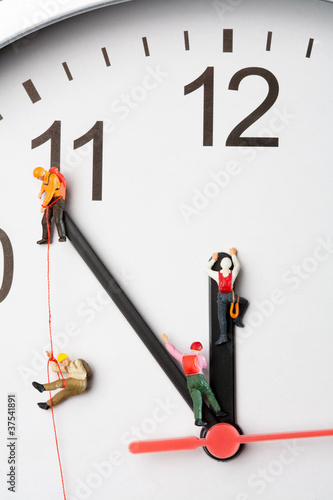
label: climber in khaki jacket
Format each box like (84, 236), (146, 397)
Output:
(32, 352), (91, 410)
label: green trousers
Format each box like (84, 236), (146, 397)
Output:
(186, 374), (221, 420)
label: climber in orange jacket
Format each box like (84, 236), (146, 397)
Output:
(33, 167), (66, 244)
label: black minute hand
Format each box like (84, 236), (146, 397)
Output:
(202, 252), (243, 459)
(64, 212), (217, 427)
(209, 252), (237, 424)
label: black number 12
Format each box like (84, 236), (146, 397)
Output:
(185, 66), (279, 147)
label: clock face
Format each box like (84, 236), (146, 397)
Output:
(1, 0), (333, 499)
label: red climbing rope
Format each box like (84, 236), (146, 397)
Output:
(45, 205), (67, 500)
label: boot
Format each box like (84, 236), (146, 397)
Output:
(32, 382), (45, 393)
(37, 402), (50, 410)
(215, 334), (228, 345)
(195, 419), (207, 426)
(216, 409), (228, 417)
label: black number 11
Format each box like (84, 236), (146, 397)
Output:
(32, 121), (103, 200)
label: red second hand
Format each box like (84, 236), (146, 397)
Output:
(129, 436), (203, 454)
(129, 423), (333, 460)
(239, 428), (333, 443)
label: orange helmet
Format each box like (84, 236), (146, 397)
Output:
(33, 167), (45, 178)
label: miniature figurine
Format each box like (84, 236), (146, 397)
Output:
(32, 352), (91, 409)
(33, 167), (67, 244)
(204, 248), (248, 345)
(162, 334), (227, 426)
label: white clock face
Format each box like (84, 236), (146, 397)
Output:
(1, 0), (333, 499)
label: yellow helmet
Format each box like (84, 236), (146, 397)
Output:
(33, 167), (45, 178)
(58, 353), (69, 363)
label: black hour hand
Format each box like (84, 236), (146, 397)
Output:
(64, 212), (217, 427)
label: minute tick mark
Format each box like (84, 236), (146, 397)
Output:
(142, 37), (150, 57)
(22, 79), (41, 104)
(266, 31), (272, 51)
(102, 47), (111, 67)
(184, 31), (190, 51)
(306, 38), (314, 58)
(223, 29), (233, 53)
(62, 62), (73, 81)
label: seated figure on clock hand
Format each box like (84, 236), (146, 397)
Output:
(33, 167), (67, 244)
(162, 334), (227, 427)
(204, 247), (248, 345)
(32, 352), (91, 410)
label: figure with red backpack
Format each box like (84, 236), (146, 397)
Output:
(162, 334), (227, 426)
(33, 167), (67, 244)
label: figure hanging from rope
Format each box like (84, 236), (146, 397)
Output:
(204, 248), (248, 345)
(33, 167), (67, 244)
(162, 334), (227, 426)
(32, 352), (92, 410)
